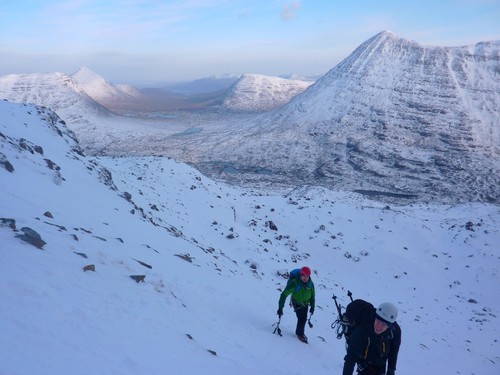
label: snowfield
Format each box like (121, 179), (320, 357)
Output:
(1, 100), (499, 374)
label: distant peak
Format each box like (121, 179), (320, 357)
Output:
(74, 66), (95, 74)
(207, 73), (241, 79)
(379, 30), (397, 37)
(72, 67), (103, 81)
(353, 30), (419, 52)
(372, 30), (400, 42)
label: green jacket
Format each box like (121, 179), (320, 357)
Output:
(278, 277), (315, 310)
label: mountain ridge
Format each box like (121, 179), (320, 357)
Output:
(199, 31), (500, 204)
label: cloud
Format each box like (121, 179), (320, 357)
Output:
(281, 1), (301, 21)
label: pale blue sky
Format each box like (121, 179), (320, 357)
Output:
(1, 0), (499, 85)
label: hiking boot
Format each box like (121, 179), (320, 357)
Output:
(297, 335), (308, 343)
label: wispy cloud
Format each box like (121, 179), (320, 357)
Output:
(25, 0), (224, 52)
(281, 1), (301, 21)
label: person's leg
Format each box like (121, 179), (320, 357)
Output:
(357, 365), (382, 375)
(294, 305), (308, 336)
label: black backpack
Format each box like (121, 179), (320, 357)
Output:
(339, 299), (374, 340)
(333, 294), (399, 363)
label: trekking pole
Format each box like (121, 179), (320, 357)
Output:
(273, 316), (283, 336)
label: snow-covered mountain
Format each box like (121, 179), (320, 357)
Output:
(72, 69), (312, 112)
(1, 99), (499, 374)
(71, 66), (142, 101)
(0, 70), (117, 147)
(0, 31), (498, 205)
(71, 67), (201, 114)
(0, 69), (309, 115)
(219, 73), (313, 112)
(200, 31), (500, 204)
(0, 71), (110, 118)
(0, 70), (202, 145)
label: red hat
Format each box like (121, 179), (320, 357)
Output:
(300, 266), (311, 276)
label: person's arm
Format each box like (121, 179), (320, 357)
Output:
(387, 323), (402, 372)
(278, 279), (296, 310)
(309, 284), (315, 311)
(342, 329), (367, 375)
(342, 351), (357, 375)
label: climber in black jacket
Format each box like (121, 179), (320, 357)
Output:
(343, 302), (401, 375)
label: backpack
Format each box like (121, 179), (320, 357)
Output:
(340, 299), (374, 340)
(333, 295), (398, 364)
(288, 268), (313, 292)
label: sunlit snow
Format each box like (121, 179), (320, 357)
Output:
(1, 99), (499, 375)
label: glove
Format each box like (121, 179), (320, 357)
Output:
(386, 369), (395, 375)
(277, 308), (283, 317)
(309, 306), (315, 315)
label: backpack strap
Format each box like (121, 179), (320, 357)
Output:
(363, 337), (371, 360)
(294, 281), (302, 293)
(293, 277), (312, 293)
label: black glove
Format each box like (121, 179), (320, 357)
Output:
(309, 306), (314, 315)
(386, 368), (395, 375)
(277, 308), (283, 317)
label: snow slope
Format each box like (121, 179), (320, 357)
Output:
(1, 100), (499, 374)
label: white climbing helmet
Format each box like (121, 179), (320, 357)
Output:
(376, 302), (398, 324)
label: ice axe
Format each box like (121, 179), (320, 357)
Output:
(272, 316), (282, 336)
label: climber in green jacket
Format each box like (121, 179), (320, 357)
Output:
(277, 266), (315, 343)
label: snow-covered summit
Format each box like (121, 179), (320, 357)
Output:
(71, 66), (141, 101)
(279, 30), (499, 145)
(220, 73), (313, 112)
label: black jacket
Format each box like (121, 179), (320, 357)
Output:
(342, 308), (401, 375)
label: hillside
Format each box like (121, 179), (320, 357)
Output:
(1, 99), (499, 374)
